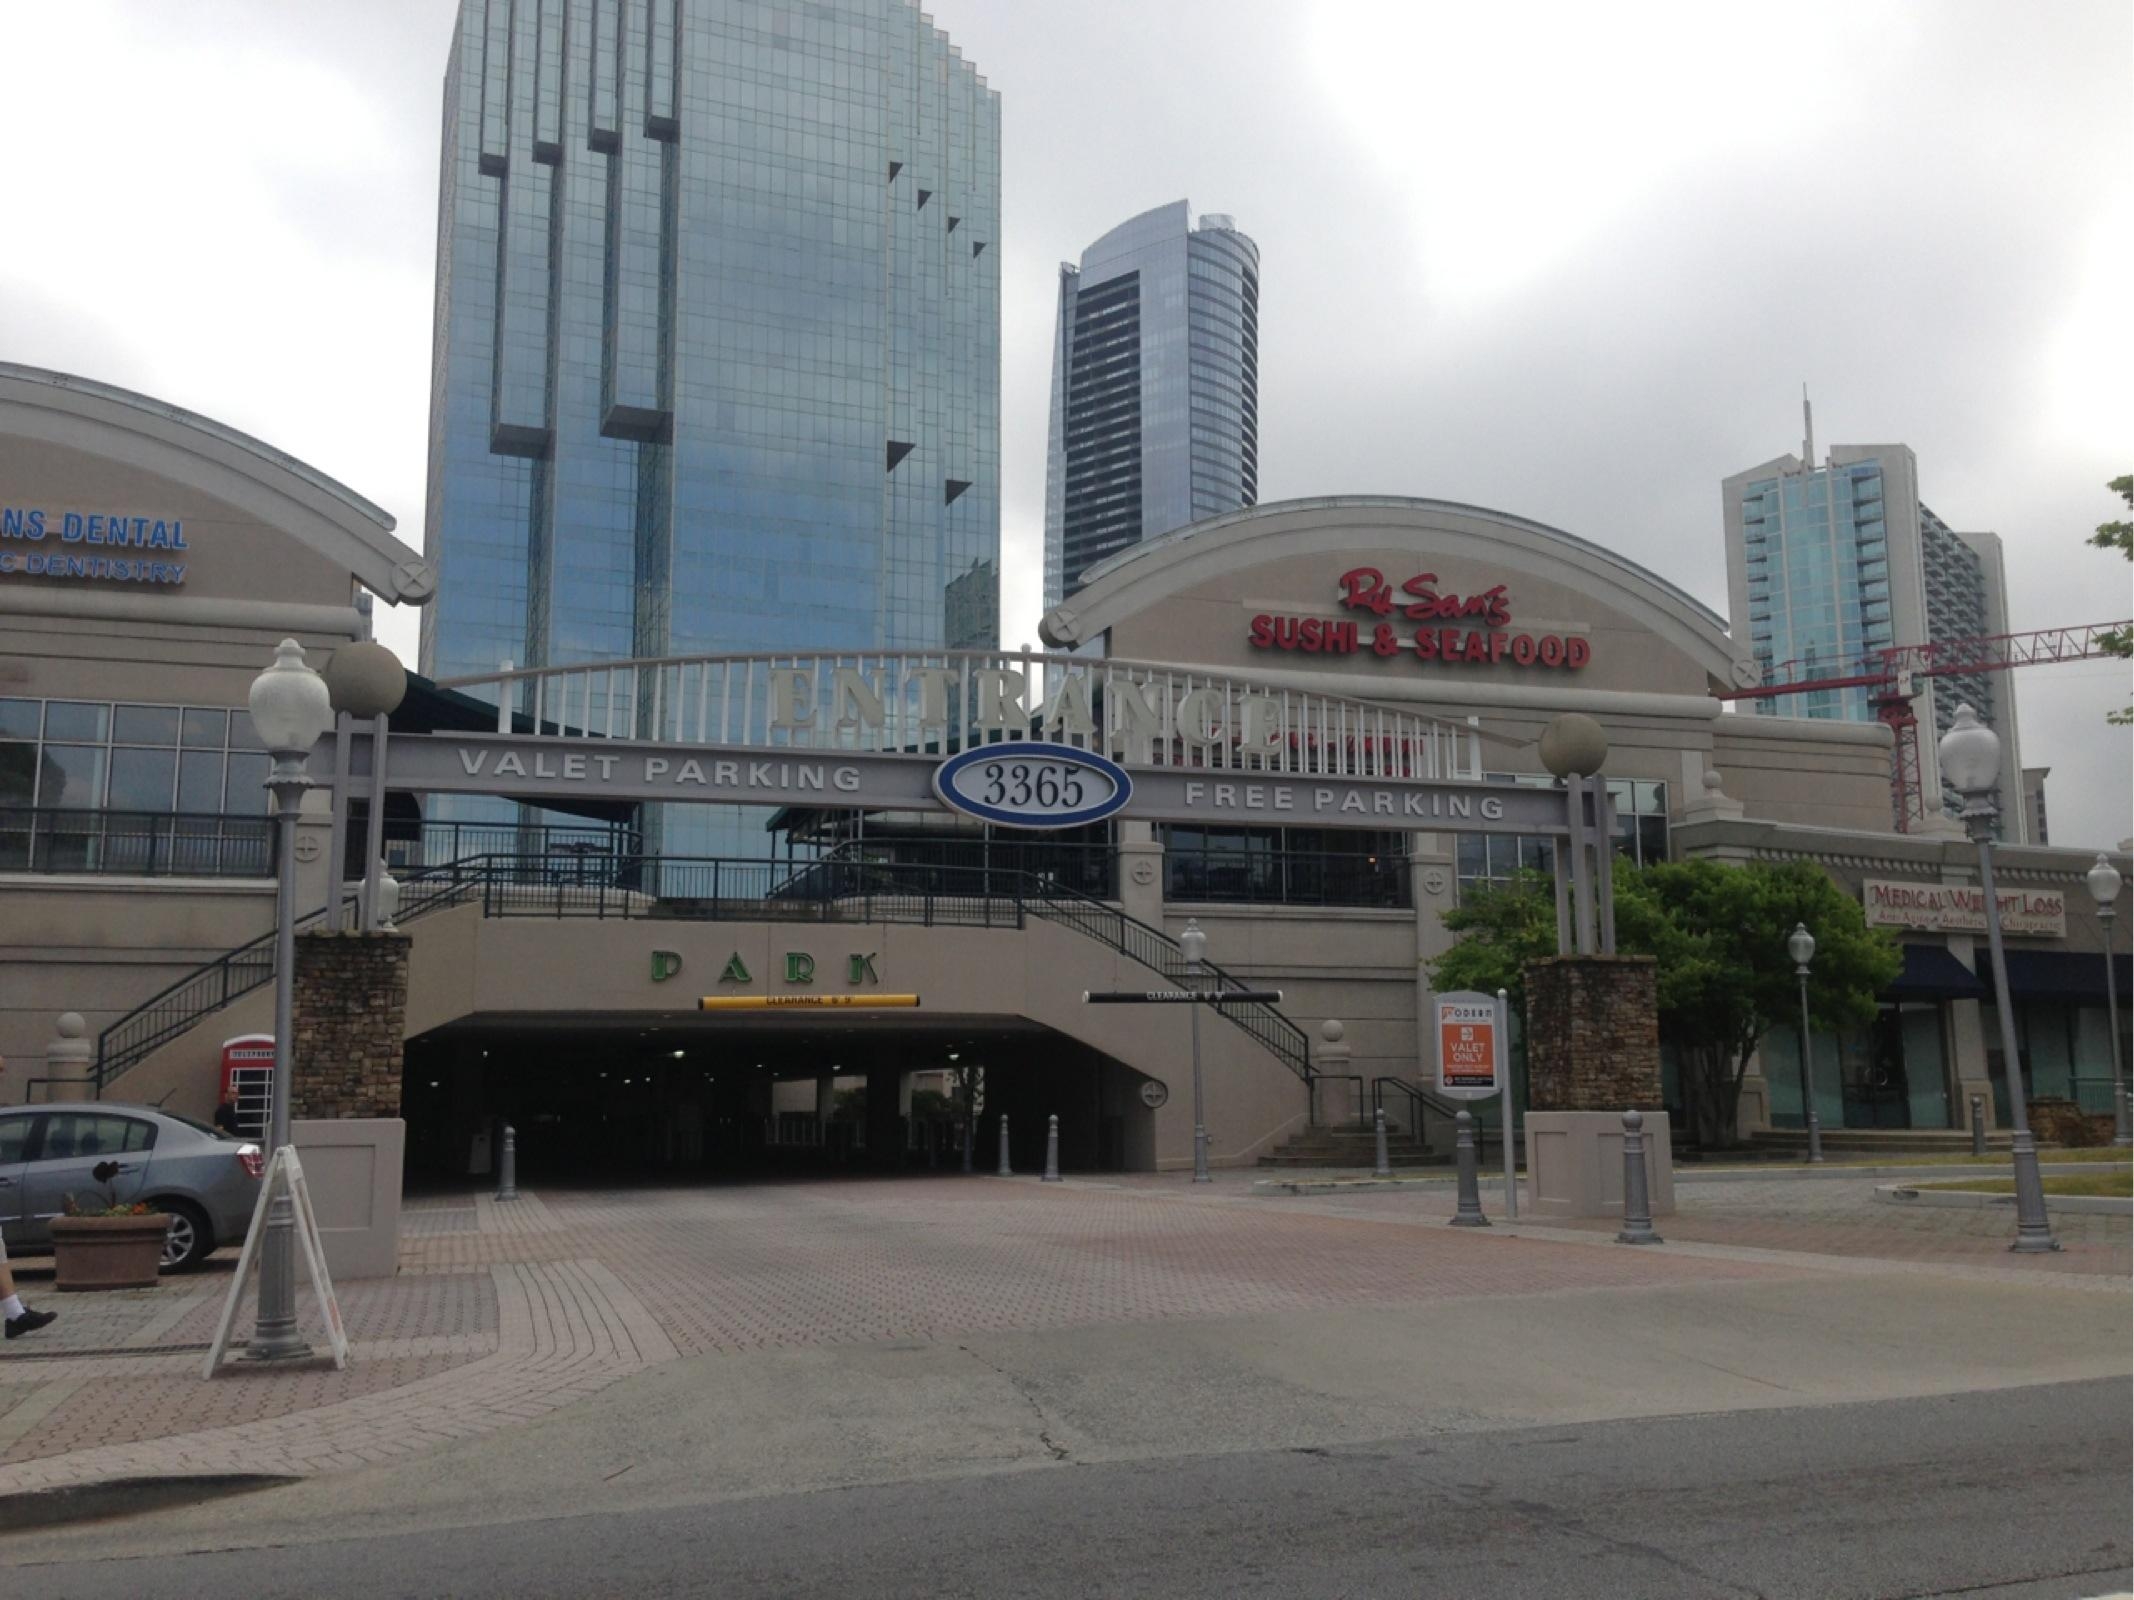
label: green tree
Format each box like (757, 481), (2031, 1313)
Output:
(2092, 474), (2132, 726)
(1430, 858), (1901, 1148)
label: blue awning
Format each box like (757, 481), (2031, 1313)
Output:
(1980, 949), (2134, 1004)
(1884, 944), (1987, 1001)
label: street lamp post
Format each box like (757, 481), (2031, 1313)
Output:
(1180, 918), (1211, 1183)
(245, 639), (337, 1359)
(2085, 854), (2127, 1147)
(1938, 705), (2058, 1252)
(1787, 923), (1823, 1163)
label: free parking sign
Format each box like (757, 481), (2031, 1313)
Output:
(1435, 991), (1501, 1100)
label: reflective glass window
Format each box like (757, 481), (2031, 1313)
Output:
(44, 702), (109, 742)
(39, 745), (106, 808)
(223, 753), (270, 814)
(0, 699), (39, 738)
(181, 709), (228, 748)
(108, 748), (177, 811)
(113, 706), (182, 746)
(178, 751), (225, 812)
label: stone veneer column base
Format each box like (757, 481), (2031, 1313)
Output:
(1522, 955), (1662, 1111)
(291, 929), (411, 1120)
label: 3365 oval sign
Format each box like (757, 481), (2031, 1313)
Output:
(932, 741), (1133, 830)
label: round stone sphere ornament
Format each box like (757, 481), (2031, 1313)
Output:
(324, 640), (408, 720)
(1538, 713), (1608, 779)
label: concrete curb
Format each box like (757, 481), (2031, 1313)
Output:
(1252, 1162), (2125, 1197)
(1874, 1183), (2134, 1218)
(1677, 1161), (2126, 1185)
(0, 1472), (298, 1535)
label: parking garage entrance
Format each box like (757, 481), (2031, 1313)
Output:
(402, 1012), (1153, 1185)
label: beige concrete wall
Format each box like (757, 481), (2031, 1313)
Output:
(0, 877), (279, 1107)
(291, 1116), (405, 1280)
(106, 902), (1321, 1172)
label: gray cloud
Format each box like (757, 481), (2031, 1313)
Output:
(2, 0), (2124, 844)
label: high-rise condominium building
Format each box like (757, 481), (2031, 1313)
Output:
(1722, 426), (2024, 834)
(1043, 201), (1257, 610)
(422, 0), (1000, 692)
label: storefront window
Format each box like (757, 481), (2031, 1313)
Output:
(1898, 1005), (1950, 1129)
(1759, 1025), (1844, 1131)
(1987, 999), (2130, 1120)
(1457, 777), (1667, 899)
(1162, 825), (1408, 908)
(0, 696), (261, 815)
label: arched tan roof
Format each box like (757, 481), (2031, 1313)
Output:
(0, 363), (433, 605)
(1042, 495), (1743, 688)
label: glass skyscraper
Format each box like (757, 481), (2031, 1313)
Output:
(1043, 201), (1257, 610)
(1723, 434), (2023, 833)
(422, 0), (1000, 711)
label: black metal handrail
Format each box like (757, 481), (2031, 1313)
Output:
(1371, 1076), (1455, 1150)
(1012, 873), (1315, 1085)
(92, 867), (480, 1093)
(2, 808), (273, 878)
(1311, 1073), (1370, 1131)
(91, 850), (1317, 1098)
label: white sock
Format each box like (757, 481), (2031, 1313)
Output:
(0, 1295), (23, 1320)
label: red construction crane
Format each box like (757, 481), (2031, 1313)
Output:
(1710, 621), (2130, 832)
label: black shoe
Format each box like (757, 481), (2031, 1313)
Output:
(5, 1308), (57, 1340)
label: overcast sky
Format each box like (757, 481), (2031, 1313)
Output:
(4, 1), (2128, 845)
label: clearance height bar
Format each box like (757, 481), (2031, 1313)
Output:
(1083, 990), (1283, 1005)
(699, 995), (921, 1011)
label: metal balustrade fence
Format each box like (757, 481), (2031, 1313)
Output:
(2, 808), (273, 878)
(91, 851), (1317, 1102)
(92, 868), (480, 1093)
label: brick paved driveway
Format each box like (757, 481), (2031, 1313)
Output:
(401, 1175), (1804, 1358)
(3, 1167), (2118, 1503)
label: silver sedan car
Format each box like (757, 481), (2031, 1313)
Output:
(0, 1102), (263, 1271)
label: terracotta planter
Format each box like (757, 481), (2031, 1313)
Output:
(50, 1213), (170, 1291)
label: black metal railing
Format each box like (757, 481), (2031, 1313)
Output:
(93, 867), (479, 1093)
(1, 808), (273, 878)
(374, 820), (642, 880)
(480, 855), (1024, 931)
(1164, 849), (1410, 909)
(91, 850), (1316, 1099)
(1011, 873), (1314, 1085)
(1311, 1073), (1371, 1131)
(1372, 1076), (1457, 1151)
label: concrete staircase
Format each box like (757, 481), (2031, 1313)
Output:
(1257, 1123), (1441, 1169)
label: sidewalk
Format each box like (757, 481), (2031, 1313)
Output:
(0, 1169), (2123, 1518)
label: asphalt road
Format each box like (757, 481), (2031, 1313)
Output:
(10, 1377), (2129, 1600)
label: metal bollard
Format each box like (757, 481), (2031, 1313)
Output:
(496, 1123), (519, 1202)
(997, 1113), (1012, 1177)
(1449, 1111), (1489, 1227)
(1616, 1109), (1661, 1244)
(1970, 1094), (1986, 1159)
(1043, 1114), (1062, 1182)
(1372, 1104), (1391, 1178)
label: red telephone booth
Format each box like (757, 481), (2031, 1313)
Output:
(221, 1034), (274, 1140)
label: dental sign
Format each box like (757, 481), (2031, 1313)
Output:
(932, 741), (1133, 830)
(0, 507), (190, 586)
(1248, 567), (1590, 671)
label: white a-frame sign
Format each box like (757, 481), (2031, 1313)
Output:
(203, 1145), (351, 1377)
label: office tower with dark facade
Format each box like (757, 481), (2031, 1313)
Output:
(1044, 202), (1257, 609)
(1722, 435), (2024, 834)
(422, 0), (1000, 769)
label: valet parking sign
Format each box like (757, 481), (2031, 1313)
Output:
(1434, 991), (1503, 1100)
